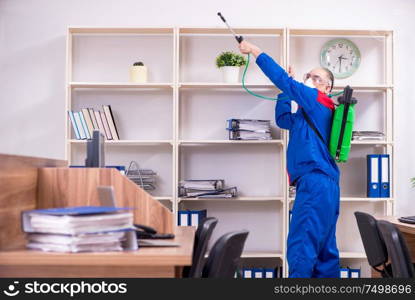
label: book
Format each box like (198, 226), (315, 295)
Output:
(103, 105), (119, 140)
(81, 108), (94, 138)
(79, 111), (91, 139)
(94, 110), (106, 138)
(73, 112), (87, 139)
(88, 108), (99, 130)
(68, 111), (80, 140)
(100, 111), (113, 140)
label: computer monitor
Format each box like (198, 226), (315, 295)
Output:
(85, 130), (105, 167)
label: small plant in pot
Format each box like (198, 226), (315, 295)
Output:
(215, 51), (247, 83)
(130, 61), (148, 83)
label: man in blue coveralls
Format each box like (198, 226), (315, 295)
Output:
(239, 41), (340, 278)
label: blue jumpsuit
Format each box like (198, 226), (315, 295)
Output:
(256, 53), (340, 278)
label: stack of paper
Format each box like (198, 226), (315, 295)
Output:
(352, 131), (385, 141)
(22, 206), (134, 253)
(227, 119), (272, 140)
(179, 179), (237, 198)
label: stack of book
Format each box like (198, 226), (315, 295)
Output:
(179, 179), (237, 198)
(22, 206), (133, 253)
(126, 161), (157, 191)
(226, 119), (272, 140)
(68, 105), (119, 140)
(352, 131), (384, 141)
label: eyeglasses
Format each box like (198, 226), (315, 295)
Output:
(303, 73), (330, 86)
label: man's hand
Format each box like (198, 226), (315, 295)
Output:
(238, 40), (263, 58)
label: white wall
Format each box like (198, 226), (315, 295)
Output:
(1, 0), (414, 215)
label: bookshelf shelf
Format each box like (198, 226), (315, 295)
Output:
(66, 27), (394, 278)
(289, 197), (393, 202)
(69, 139), (173, 146)
(69, 82), (174, 89)
(178, 139), (283, 145)
(178, 196), (284, 203)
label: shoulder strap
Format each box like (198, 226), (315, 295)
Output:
(301, 109), (327, 146)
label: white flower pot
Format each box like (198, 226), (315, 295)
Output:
(129, 66), (148, 83)
(221, 66), (241, 83)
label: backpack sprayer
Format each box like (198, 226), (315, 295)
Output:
(217, 12), (357, 162)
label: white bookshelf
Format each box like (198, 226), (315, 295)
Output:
(66, 27), (393, 278)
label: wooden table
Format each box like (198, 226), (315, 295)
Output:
(0, 227), (195, 278)
(372, 216), (415, 277)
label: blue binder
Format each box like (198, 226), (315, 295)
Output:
(340, 267), (349, 278)
(263, 268), (275, 278)
(242, 268), (253, 278)
(380, 154), (390, 198)
(367, 154), (380, 197)
(189, 209), (207, 227)
(252, 268), (264, 278)
(349, 268), (361, 278)
(178, 211), (189, 226)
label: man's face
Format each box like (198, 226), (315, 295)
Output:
(304, 68), (331, 94)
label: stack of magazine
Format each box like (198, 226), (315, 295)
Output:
(179, 179), (237, 198)
(227, 119), (272, 140)
(352, 131), (385, 141)
(22, 206), (134, 253)
(126, 161), (157, 191)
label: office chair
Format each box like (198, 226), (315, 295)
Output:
(201, 230), (249, 278)
(377, 220), (415, 278)
(182, 217), (218, 278)
(354, 211), (392, 277)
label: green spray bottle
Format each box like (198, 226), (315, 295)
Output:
(329, 86), (357, 163)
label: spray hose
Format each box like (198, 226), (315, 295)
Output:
(241, 53), (343, 101)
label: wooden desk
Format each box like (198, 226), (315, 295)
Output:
(0, 227), (195, 278)
(372, 216), (415, 277)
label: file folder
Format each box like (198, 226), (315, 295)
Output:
(243, 268), (253, 278)
(74, 112), (87, 139)
(380, 154), (390, 198)
(367, 154), (380, 197)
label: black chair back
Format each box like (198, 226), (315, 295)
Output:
(377, 220), (415, 278)
(202, 230), (249, 278)
(354, 211), (391, 276)
(183, 217), (218, 278)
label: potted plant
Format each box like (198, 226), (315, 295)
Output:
(129, 61), (148, 83)
(215, 51), (247, 83)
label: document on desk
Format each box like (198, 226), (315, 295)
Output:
(21, 206), (135, 253)
(138, 240), (180, 247)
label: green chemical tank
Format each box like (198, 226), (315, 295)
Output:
(329, 86), (358, 163)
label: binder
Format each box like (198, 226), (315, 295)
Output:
(178, 211), (189, 226)
(79, 111), (91, 139)
(263, 268), (275, 278)
(189, 210), (207, 227)
(367, 154), (380, 197)
(340, 267), (349, 278)
(73, 112), (87, 139)
(103, 105), (119, 140)
(68, 111), (80, 140)
(380, 154), (390, 198)
(242, 268), (253, 278)
(349, 268), (361, 278)
(253, 268), (264, 278)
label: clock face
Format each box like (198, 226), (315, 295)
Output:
(320, 38), (361, 79)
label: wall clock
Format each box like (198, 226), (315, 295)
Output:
(320, 38), (361, 79)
